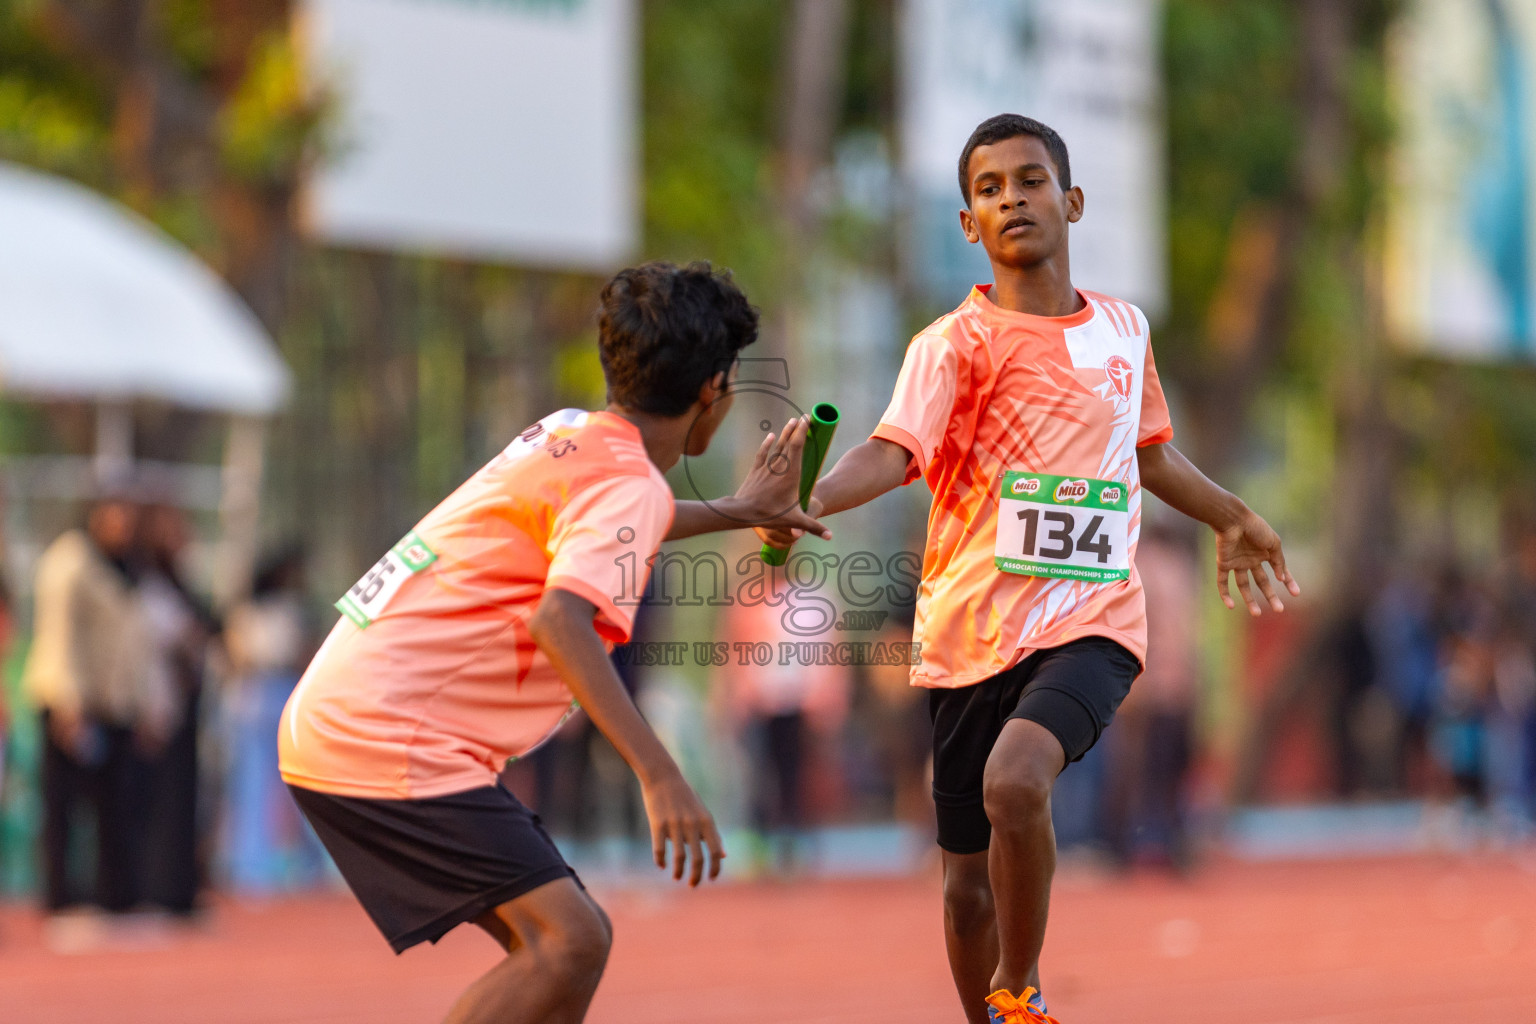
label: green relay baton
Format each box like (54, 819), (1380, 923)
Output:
(760, 402), (840, 566)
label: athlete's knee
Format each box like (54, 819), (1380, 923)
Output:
(544, 903), (612, 989)
(941, 857), (993, 934)
(590, 900), (614, 947)
(983, 721), (1064, 829)
(982, 759), (1054, 828)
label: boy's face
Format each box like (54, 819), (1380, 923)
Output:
(959, 134), (1082, 270)
(88, 500), (138, 557)
(684, 360), (739, 458)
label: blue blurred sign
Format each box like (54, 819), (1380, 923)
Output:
(1387, 0), (1536, 360)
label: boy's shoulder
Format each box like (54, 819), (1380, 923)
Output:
(895, 296), (983, 367)
(1078, 289), (1151, 338)
(505, 408), (657, 477)
(916, 290), (986, 343)
(466, 409), (669, 518)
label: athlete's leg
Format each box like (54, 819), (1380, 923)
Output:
(940, 849), (999, 1024)
(982, 718), (1065, 1000)
(444, 877), (612, 1024)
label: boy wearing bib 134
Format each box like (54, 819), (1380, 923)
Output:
(760, 115), (1300, 1023)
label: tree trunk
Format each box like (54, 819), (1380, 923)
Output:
(1227, 0), (1370, 804)
(1189, 0), (1353, 477)
(768, 0), (853, 371)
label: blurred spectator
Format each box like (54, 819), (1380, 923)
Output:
(1507, 530), (1536, 819)
(136, 504), (217, 916)
(1427, 569), (1500, 812)
(221, 545), (325, 892)
(717, 575), (849, 872)
(1322, 594), (1384, 798)
(1367, 571), (1441, 792)
(22, 499), (165, 915)
(1486, 530), (1536, 825)
(1487, 626), (1535, 824)
(1431, 574), (1492, 810)
(1102, 523), (1200, 869)
(854, 615), (930, 830)
(1434, 633), (1495, 807)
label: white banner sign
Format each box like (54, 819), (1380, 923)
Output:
(901, 0), (1165, 313)
(300, 0), (636, 270)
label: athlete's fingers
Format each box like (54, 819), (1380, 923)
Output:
(773, 417), (802, 461)
(1253, 565), (1284, 613)
(1271, 546), (1301, 596)
(1234, 569), (1263, 616)
(651, 821), (666, 870)
(1216, 567), (1236, 610)
(686, 825), (706, 888)
(752, 430), (776, 469)
(784, 508), (832, 541)
(671, 822), (687, 881)
(759, 527), (796, 548)
(703, 819), (727, 882)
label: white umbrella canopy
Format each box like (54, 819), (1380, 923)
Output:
(0, 161), (290, 415)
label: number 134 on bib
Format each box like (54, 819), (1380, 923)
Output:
(995, 472), (1131, 583)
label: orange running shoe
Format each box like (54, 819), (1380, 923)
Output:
(985, 987), (1060, 1023)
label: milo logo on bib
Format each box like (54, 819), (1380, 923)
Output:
(995, 471), (1132, 583)
(1054, 479), (1090, 503)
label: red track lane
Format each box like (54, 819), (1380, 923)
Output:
(2, 854), (1534, 1023)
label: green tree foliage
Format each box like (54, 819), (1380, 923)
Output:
(641, 0), (783, 295)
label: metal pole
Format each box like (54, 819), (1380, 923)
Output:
(93, 400), (134, 487)
(216, 415), (268, 610)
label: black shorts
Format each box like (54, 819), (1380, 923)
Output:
(928, 636), (1141, 854)
(289, 782), (577, 953)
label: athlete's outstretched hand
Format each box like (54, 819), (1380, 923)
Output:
(734, 416), (831, 540)
(1214, 509), (1301, 615)
(753, 495), (824, 552)
(641, 769), (726, 887)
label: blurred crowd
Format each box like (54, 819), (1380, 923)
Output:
(1, 496), (324, 938)
(1327, 531), (1536, 824)
(2, 504), (1534, 922)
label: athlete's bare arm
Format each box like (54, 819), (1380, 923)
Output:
(529, 588), (724, 886)
(667, 416), (832, 541)
(1137, 441), (1301, 616)
(753, 437), (912, 549)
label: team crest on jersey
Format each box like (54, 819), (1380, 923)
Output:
(1103, 355), (1134, 402)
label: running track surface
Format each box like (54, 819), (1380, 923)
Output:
(3, 854), (1535, 1023)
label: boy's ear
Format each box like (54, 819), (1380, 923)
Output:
(698, 370), (727, 405)
(1066, 186), (1084, 224)
(959, 207), (980, 244)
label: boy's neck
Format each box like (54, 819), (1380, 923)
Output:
(985, 253), (1082, 318)
(607, 405), (687, 472)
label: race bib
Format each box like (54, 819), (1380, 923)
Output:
(995, 472), (1131, 583)
(335, 529), (439, 628)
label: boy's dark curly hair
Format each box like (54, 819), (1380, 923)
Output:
(598, 261), (758, 417)
(958, 113), (1072, 206)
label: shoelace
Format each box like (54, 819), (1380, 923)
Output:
(985, 987), (1061, 1024)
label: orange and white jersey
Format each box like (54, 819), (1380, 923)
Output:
(872, 286), (1173, 688)
(279, 409), (673, 799)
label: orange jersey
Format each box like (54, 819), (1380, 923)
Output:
(279, 409), (672, 799)
(871, 286), (1173, 688)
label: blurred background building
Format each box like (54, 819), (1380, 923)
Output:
(0, 0), (1533, 914)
